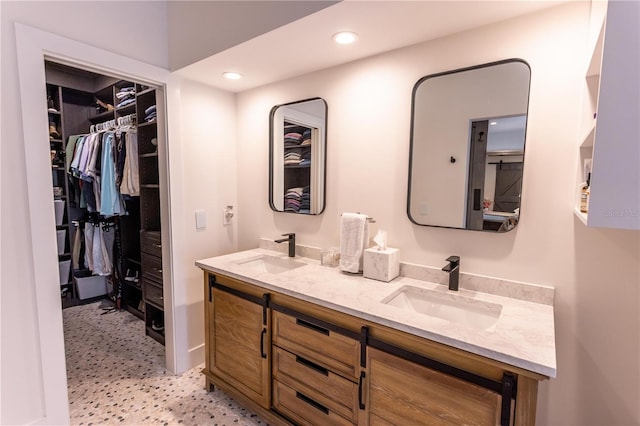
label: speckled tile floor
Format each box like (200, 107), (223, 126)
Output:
(63, 300), (266, 425)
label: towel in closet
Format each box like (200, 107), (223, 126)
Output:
(339, 212), (369, 273)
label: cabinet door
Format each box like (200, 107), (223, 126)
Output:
(366, 348), (503, 426)
(209, 286), (270, 409)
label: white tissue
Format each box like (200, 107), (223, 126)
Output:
(373, 230), (387, 251)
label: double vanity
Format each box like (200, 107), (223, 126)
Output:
(196, 242), (556, 426)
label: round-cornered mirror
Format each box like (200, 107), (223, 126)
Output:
(269, 98), (327, 215)
(408, 59), (531, 232)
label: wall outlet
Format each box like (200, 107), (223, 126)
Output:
(223, 205), (234, 225)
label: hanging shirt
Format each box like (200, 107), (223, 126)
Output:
(100, 132), (124, 216)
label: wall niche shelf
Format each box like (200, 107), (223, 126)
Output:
(573, 0), (639, 230)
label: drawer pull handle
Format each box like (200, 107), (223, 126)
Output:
(153, 243), (162, 248)
(295, 318), (329, 336)
(295, 355), (328, 376)
(260, 329), (267, 359)
(155, 268), (163, 273)
(296, 391), (328, 415)
(358, 371), (366, 410)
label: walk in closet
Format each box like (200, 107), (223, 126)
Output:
(46, 61), (165, 345)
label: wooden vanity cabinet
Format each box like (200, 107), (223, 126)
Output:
(204, 274), (271, 409)
(271, 309), (361, 425)
(202, 272), (545, 426)
(365, 347), (504, 425)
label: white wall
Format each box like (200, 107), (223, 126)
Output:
(236, 3), (639, 425)
(172, 78), (238, 368)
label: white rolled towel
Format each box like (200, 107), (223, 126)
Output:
(339, 212), (369, 273)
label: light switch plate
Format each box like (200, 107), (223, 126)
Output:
(195, 210), (207, 229)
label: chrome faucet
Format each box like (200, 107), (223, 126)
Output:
(442, 256), (460, 291)
(275, 233), (296, 257)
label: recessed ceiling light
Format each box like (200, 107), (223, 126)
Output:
(223, 72), (243, 80)
(490, 121), (497, 125)
(333, 31), (358, 45)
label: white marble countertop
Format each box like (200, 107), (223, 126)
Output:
(196, 248), (556, 378)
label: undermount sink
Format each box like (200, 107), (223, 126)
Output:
(234, 254), (305, 274)
(381, 285), (502, 330)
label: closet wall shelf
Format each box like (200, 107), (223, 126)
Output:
(89, 110), (115, 124)
(50, 138), (63, 143)
(125, 305), (145, 320)
(136, 87), (155, 97)
(140, 152), (158, 158)
(116, 104), (136, 114)
(141, 184), (160, 189)
(138, 121), (156, 129)
(145, 327), (165, 345)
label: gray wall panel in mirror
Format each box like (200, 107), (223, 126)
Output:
(270, 98), (327, 214)
(407, 59), (531, 232)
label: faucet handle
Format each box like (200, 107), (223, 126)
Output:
(446, 255), (460, 264)
(281, 232), (295, 237)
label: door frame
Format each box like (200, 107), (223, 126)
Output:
(15, 22), (182, 424)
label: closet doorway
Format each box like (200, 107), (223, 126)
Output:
(15, 24), (177, 423)
(45, 61), (167, 347)
(43, 60), (170, 418)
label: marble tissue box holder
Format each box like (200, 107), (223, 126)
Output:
(363, 247), (400, 282)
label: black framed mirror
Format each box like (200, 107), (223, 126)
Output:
(407, 59), (531, 232)
(269, 98), (327, 215)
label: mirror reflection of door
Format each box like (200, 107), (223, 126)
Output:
(466, 120), (488, 230)
(493, 162), (523, 212)
(481, 115), (526, 231)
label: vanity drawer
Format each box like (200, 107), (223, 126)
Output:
(273, 380), (354, 426)
(141, 252), (163, 285)
(140, 230), (162, 257)
(272, 310), (359, 379)
(273, 346), (358, 423)
(144, 281), (163, 309)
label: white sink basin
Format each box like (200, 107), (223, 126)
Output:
(234, 254), (306, 274)
(381, 285), (502, 330)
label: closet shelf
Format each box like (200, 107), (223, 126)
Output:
(145, 326), (165, 345)
(125, 305), (144, 320)
(89, 110), (115, 124)
(138, 121), (156, 129)
(136, 87), (155, 97)
(284, 165), (311, 169)
(140, 152), (158, 158)
(141, 184), (160, 189)
(116, 103), (136, 114)
(50, 138), (63, 144)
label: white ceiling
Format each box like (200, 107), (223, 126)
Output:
(175, 1), (567, 93)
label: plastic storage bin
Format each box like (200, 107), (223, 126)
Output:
(58, 260), (71, 285)
(54, 199), (65, 225)
(56, 229), (66, 255)
(74, 271), (107, 300)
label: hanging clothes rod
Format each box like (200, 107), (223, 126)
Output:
(89, 113), (136, 133)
